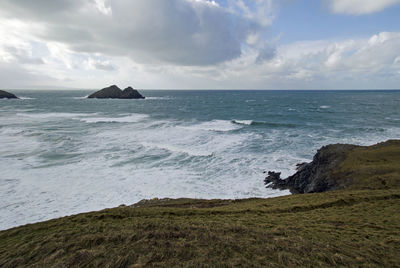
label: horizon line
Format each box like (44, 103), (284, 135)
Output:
(3, 88), (400, 91)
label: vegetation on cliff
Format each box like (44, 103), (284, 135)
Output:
(0, 140), (399, 267)
(265, 140), (400, 193)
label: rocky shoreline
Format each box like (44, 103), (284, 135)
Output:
(0, 139), (399, 267)
(264, 140), (400, 193)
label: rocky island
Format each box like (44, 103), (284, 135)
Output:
(0, 140), (399, 267)
(88, 85), (145, 99)
(0, 90), (18, 99)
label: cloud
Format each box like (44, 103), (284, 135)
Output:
(0, 62), (57, 88)
(85, 58), (116, 71)
(274, 32), (400, 88)
(255, 43), (276, 63)
(227, 0), (275, 27)
(174, 31), (400, 89)
(0, 0), (271, 66)
(0, 19), (45, 65)
(0, 1), (399, 90)
(320, 32), (400, 74)
(329, 0), (400, 15)
(2, 46), (44, 65)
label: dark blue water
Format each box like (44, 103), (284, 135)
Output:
(1, 90), (399, 229)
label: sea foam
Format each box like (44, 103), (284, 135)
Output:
(183, 120), (242, 132)
(1, 89), (399, 230)
(17, 112), (95, 119)
(232, 120), (253, 125)
(80, 114), (149, 123)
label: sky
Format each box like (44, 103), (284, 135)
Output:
(0, 0), (400, 90)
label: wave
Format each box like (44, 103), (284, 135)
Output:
(141, 142), (213, 157)
(232, 120), (296, 128)
(182, 119), (298, 130)
(80, 114), (149, 123)
(18, 97), (36, 100)
(385, 117), (400, 122)
(184, 120), (242, 132)
(17, 112), (95, 119)
(319, 105), (330, 109)
(232, 120), (253, 125)
(145, 97), (173, 100)
(73, 95), (89, 99)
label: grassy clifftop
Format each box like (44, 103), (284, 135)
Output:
(337, 140), (400, 190)
(1, 140), (399, 267)
(265, 140), (400, 193)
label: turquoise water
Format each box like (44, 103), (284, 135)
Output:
(1, 90), (399, 229)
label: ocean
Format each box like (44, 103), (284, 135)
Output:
(1, 90), (399, 230)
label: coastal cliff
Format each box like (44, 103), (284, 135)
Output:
(0, 140), (399, 267)
(265, 140), (400, 193)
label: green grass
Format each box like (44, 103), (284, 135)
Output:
(1, 190), (399, 267)
(1, 140), (399, 267)
(336, 140), (400, 190)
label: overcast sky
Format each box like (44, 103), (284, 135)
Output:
(1, 0), (400, 89)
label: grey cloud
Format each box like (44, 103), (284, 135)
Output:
(1, 0), (264, 66)
(16, 57), (45, 65)
(256, 44), (276, 63)
(3, 46), (45, 65)
(0, 62), (56, 88)
(0, 0), (82, 21)
(93, 61), (116, 71)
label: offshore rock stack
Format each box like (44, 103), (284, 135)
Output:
(0, 90), (18, 99)
(88, 85), (145, 99)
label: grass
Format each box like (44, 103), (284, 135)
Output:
(336, 140), (400, 190)
(0, 140), (399, 267)
(1, 190), (399, 267)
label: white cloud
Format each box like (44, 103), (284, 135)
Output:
(85, 57), (116, 71)
(93, 0), (112, 15)
(0, 0), (272, 66)
(228, 0), (275, 27)
(46, 42), (76, 69)
(329, 0), (400, 15)
(0, 19), (45, 65)
(0, 1), (399, 89)
(174, 31), (400, 89)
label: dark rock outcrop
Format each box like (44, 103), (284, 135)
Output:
(0, 90), (18, 99)
(265, 144), (358, 194)
(88, 85), (145, 99)
(120, 86), (145, 99)
(88, 85), (121, 98)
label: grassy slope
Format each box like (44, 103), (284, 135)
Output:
(337, 140), (400, 190)
(0, 141), (399, 267)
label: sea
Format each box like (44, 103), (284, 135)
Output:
(1, 90), (399, 230)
